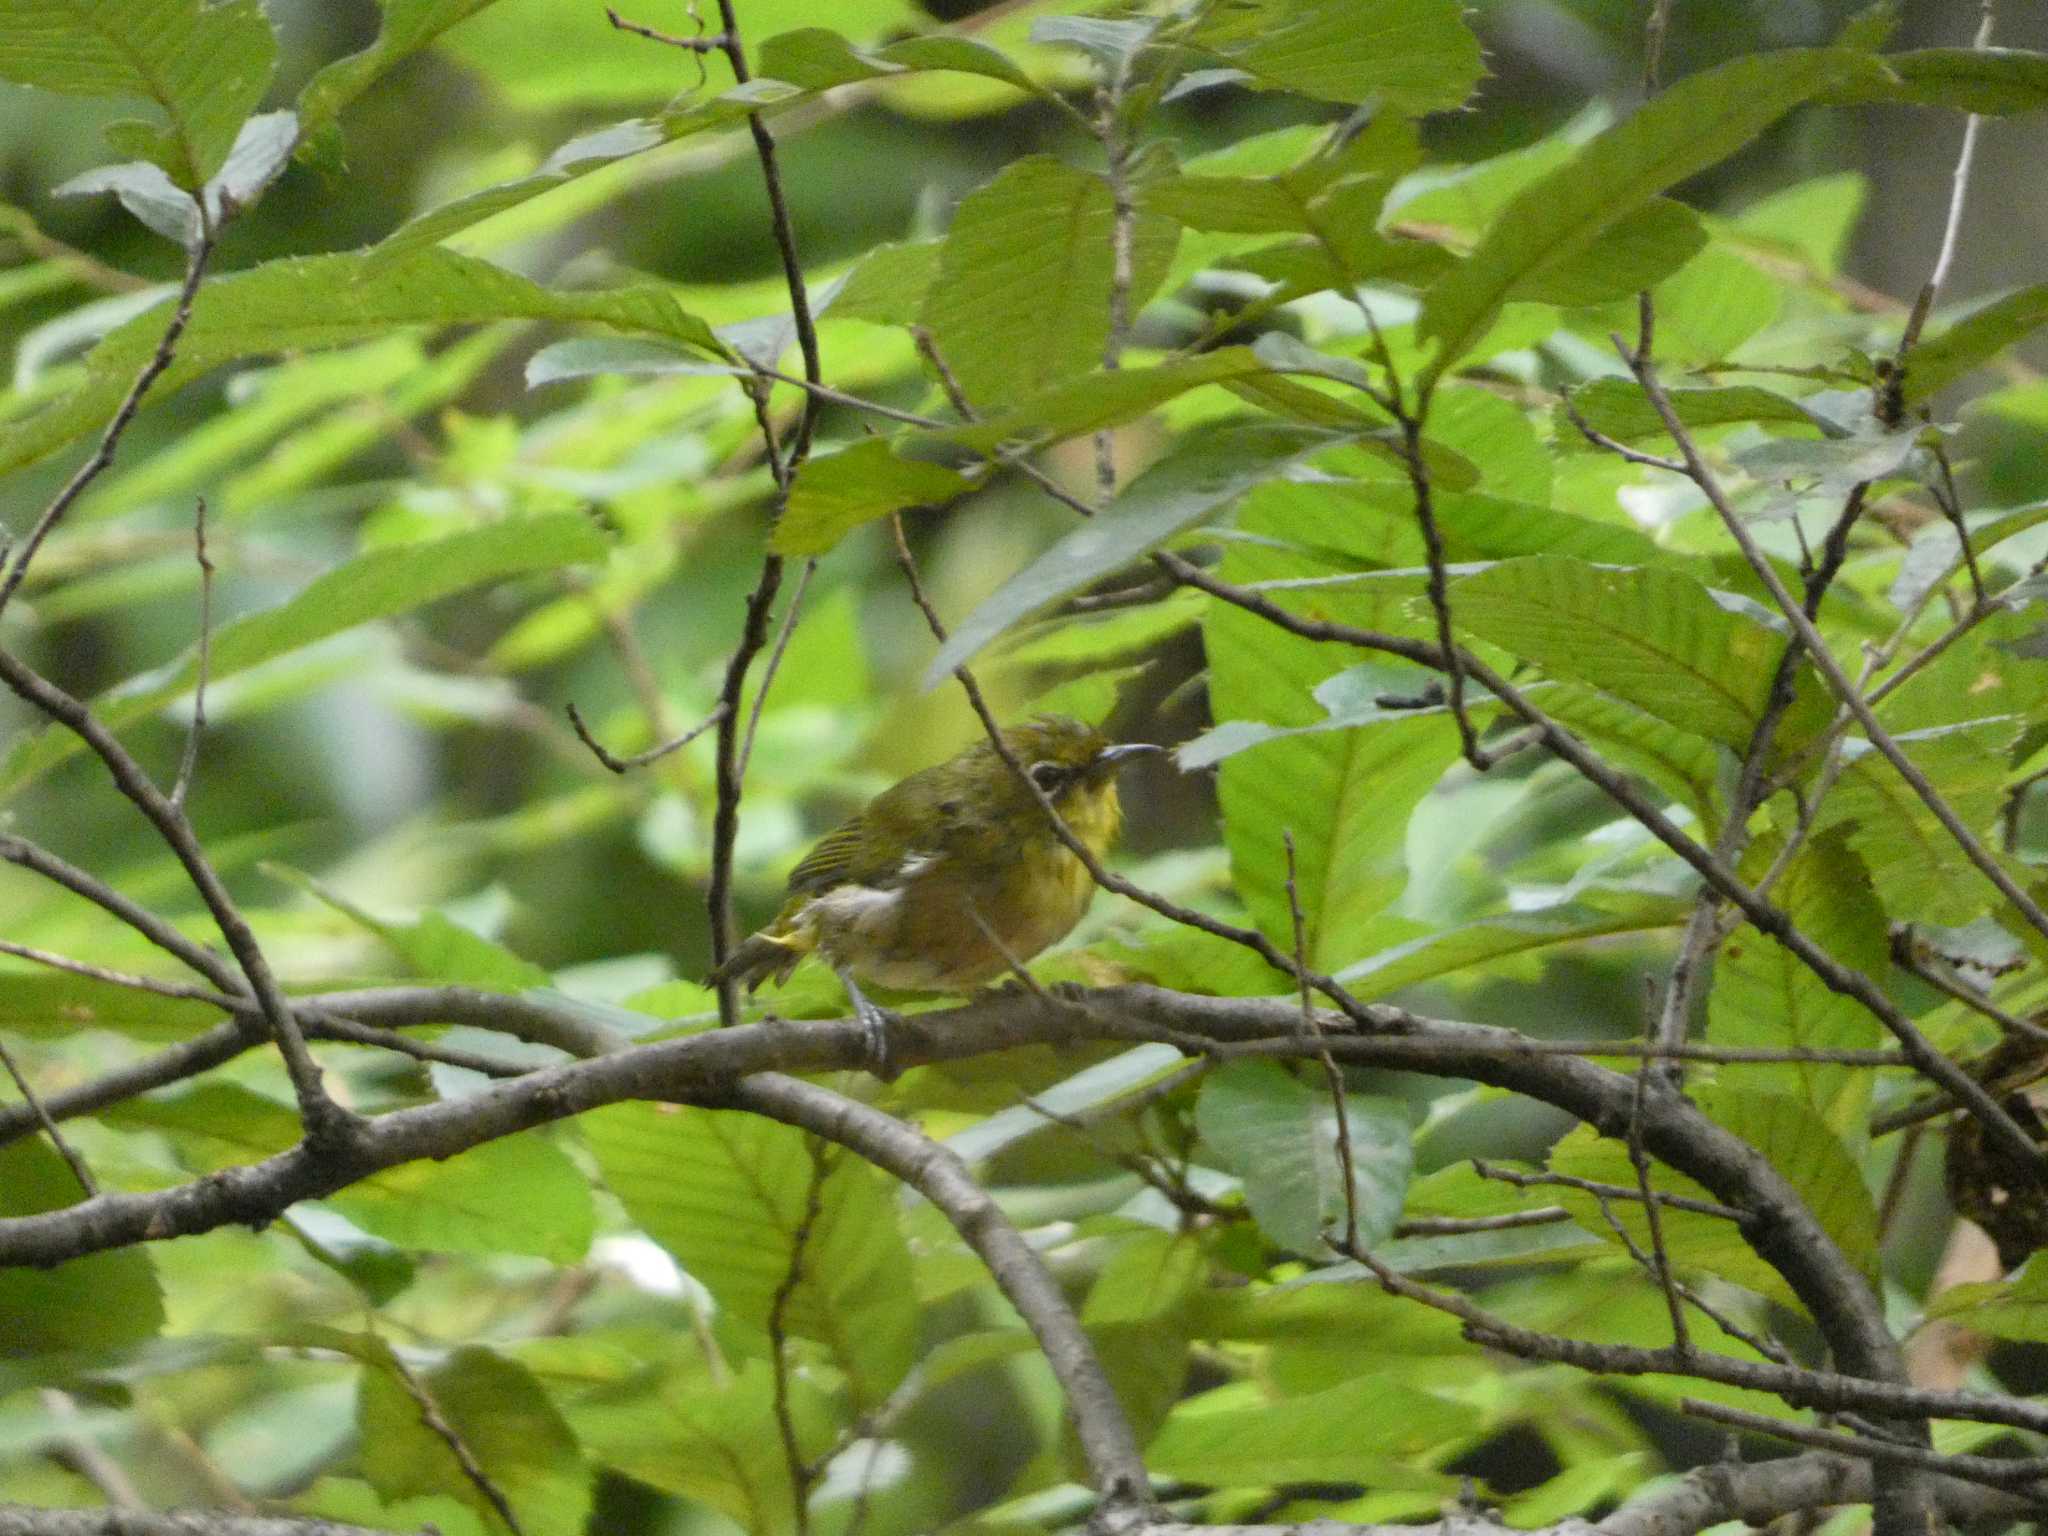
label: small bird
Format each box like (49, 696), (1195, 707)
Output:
(710, 715), (1159, 1069)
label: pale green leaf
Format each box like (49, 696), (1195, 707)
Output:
(1195, 1060), (1412, 1259)
(772, 439), (974, 556)
(0, 0), (277, 187)
(0, 1140), (163, 1356)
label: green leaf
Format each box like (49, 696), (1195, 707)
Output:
(0, 1139), (164, 1356)
(0, 514), (609, 798)
(1824, 722), (2016, 925)
(1690, 1085), (1880, 1286)
(1511, 197), (1707, 307)
(1419, 50), (1862, 378)
(930, 347), (1289, 454)
(366, 91), (803, 266)
(772, 439), (974, 556)
(824, 238), (940, 326)
(1901, 283), (2048, 404)
(566, 1358), (831, 1532)
(919, 155), (1178, 407)
(945, 1043), (1190, 1167)
(297, 0), (519, 146)
(926, 422), (1332, 683)
(1921, 1259), (2048, 1341)
(0, 247), (726, 476)
(1834, 47), (2048, 114)
(358, 1344), (590, 1535)
(1196, 1059), (1412, 1258)
(1535, 685), (1725, 829)
(0, 0), (278, 187)
(1708, 829), (1889, 1135)
(582, 1103), (917, 1406)
(1147, 1371), (1475, 1487)
(1335, 900), (1685, 998)
(1202, 619), (1459, 966)
(1186, 0), (1482, 112)
(0, 972), (226, 1040)
(330, 1131), (595, 1264)
(1556, 379), (1822, 450)
(1450, 556), (1812, 751)
(756, 27), (1038, 93)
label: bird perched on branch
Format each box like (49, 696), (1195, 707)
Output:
(709, 715), (1160, 1071)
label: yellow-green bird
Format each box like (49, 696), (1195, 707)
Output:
(711, 715), (1159, 1067)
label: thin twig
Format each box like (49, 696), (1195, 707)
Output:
(736, 558), (816, 784)
(1472, 1160), (1745, 1223)
(1626, 342), (2048, 958)
(1678, 1397), (2048, 1495)
(169, 497), (214, 811)
(566, 699), (728, 774)
(1895, 0), (1997, 366)
(380, 1347), (527, 1536)
(1285, 830), (1359, 1253)
(767, 1144), (827, 1535)
(0, 1037), (96, 1197)
(0, 211), (220, 620)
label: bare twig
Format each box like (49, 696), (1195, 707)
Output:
(1895, 0), (1997, 365)
(733, 1074), (1154, 1514)
(379, 1347), (527, 1536)
(168, 497), (213, 811)
(735, 558), (817, 784)
(1471, 1159), (1745, 1223)
(0, 212), (220, 620)
(0, 1038), (95, 1197)
(767, 1144), (827, 1534)
(566, 699), (728, 774)
(1678, 1397), (2048, 1495)
(1285, 830), (1359, 1253)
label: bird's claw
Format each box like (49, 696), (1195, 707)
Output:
(853, 996), (901, 1081)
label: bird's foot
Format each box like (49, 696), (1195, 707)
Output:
(855, 996), (903, 1080)
(837, 970), (903, 1081)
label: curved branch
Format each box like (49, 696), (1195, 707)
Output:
(734, 1073), (1153, 1512)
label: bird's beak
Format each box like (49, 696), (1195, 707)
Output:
(1092, 742), (1165, 773)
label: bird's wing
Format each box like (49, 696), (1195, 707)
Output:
(784, 762), (960, 896)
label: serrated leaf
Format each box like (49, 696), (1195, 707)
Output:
(926, 422), (1332, 683)
(0, 0), (278, 187)
(1196, 1059), (1412, 1258)
(824, 238), (940, 326)
(0, 1139), (163, 1357)
(566, 1358), (831, 1533)
(1203, 616), (1459, 965)
(1449, 556), (1807, 751)
(1825, 722), (2016, 925)
(0, 514), (608, 798)
(582, 1103), (917, 1406)
(1419, 50), (1863, 378)
(772, 439), (974, 556)
(1534, 685), (1724, 829)
(1709, 830), (1888, 1135)
(358, 1345), (589, 1535)
(1186, 0), (1482, 112)
(0, 246), (725, 476)
(919, 155), (1177, 407)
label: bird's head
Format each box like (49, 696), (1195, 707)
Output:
(987, 715), (1162, 851)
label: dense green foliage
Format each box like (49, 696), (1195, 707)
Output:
(6, 1), (2048, 1533)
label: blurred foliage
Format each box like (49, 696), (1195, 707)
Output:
(5, 1), (2048, 1533)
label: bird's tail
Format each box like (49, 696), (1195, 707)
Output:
(706, 928), (807, 992)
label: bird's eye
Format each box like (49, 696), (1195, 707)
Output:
(1028, 760), (1067, 792)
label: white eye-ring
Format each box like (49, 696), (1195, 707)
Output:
(1028, 760), (1066, 792)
